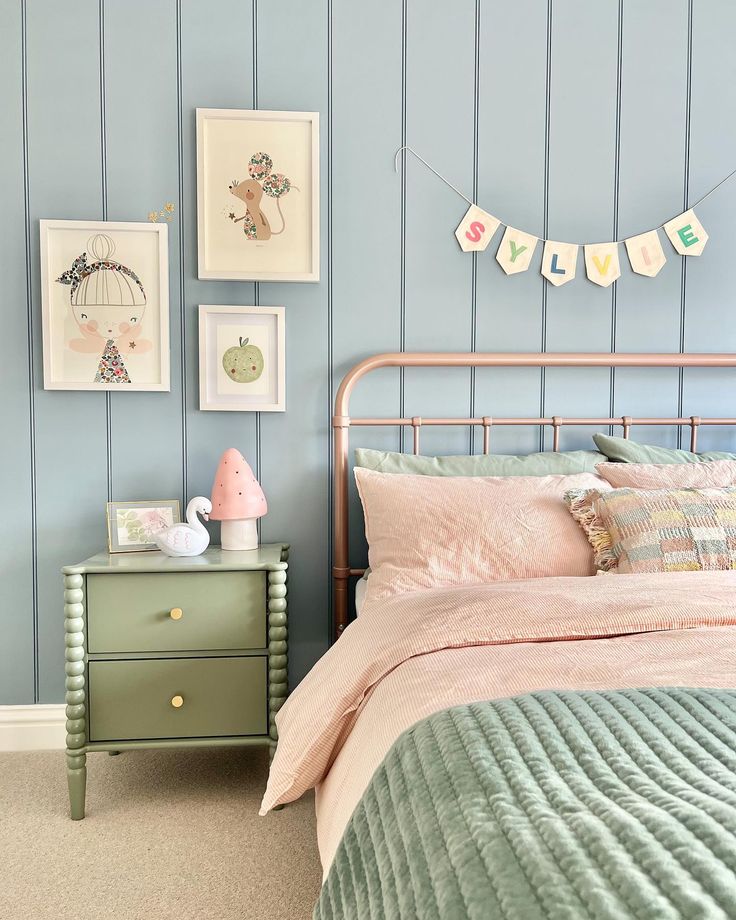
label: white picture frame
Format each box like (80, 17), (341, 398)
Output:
(40, 219), (170, 391)
(199, 305), (285, 412)
(196, 108), (319, 282)
(106, 499), (181, 553)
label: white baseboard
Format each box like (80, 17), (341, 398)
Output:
(0, 704), (66, 752)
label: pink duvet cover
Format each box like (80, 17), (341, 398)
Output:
(261, 572), (736, 874)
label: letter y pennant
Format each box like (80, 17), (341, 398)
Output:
(496, 227), (539, 275)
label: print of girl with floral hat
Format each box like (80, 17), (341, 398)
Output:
(56, 233), (151, 384)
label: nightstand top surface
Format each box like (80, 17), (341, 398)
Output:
(64, 543), (288, 574)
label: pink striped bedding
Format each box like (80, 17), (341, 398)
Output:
(261, 572), (736, 874)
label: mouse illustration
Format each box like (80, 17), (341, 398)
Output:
(229, 178), (273, 240)
(227, 152), (295, 241)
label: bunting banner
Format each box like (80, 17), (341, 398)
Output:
(393, 146), (724, 287)
(453, 203), (708, 286)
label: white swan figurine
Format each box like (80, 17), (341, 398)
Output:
(154, 496), (212, 557)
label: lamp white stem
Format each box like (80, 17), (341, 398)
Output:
(220, 518), (258, 551)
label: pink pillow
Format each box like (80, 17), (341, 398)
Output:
(596, 460), (736, 489)
(354, 468), (610, 601)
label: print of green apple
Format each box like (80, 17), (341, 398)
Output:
(222, 337), (264, 383)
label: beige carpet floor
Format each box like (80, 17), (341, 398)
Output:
(0, 747), (322, 920)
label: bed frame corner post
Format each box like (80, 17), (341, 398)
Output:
(333, 411), (351, 642)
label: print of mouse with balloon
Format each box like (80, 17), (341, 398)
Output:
(226, 152), (296, 241)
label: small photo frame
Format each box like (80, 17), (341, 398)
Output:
(196, 108), (319, 282)
(199, 305), (285, 412)
(40, 219), (170, 391)
(107, 500), (181, 553)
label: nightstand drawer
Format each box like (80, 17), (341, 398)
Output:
(88, 657), (267, 741)
(86, 572), (266, 653)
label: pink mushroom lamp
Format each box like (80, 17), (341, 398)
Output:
(209, 448), (267, 551)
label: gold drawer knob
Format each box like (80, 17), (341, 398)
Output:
(169, 607), (183, 620)
(171, 695), (184, 708)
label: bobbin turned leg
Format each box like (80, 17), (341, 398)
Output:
(267, 565), (288, 755)
(67, 753), (86, 820)
(267, 556), (288, 809)
(64, 571), (87, 820)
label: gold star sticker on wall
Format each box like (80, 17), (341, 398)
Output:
(148, 202), (177, 223)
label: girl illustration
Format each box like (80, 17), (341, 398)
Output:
(227, 152), (295, 240)
(56, 234), (151, 384)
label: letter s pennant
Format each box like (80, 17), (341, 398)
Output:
(454, 205), (501, 253)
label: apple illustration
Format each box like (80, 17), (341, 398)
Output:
(222, 336), (264, 383)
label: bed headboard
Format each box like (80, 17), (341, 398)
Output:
(331, 351), (736, 640)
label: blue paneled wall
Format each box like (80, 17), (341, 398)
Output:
(2, 0), (735, 704)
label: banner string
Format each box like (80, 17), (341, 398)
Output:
(393, 144), (736, 245)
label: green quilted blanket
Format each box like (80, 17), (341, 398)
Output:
(314, 688), (736, 920)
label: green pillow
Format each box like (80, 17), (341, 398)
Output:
(593, 433), (736, 464)
(354, 448), (605, 477)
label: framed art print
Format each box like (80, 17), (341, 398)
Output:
(40, 219), (170, 391)
(106, 499), (181, 553)
(196, 108), (319, 282)
(199, 305), (285, 412)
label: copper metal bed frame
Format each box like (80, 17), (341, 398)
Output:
(332, 351), (736, 639)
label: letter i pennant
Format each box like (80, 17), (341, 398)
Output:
(496, 227), (538, 275)
(624, 230), (666, 277)
(454, 205), (501, 252)
(541, 241), (579, 286)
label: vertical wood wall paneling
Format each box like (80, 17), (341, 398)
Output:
(0, 1), (35, 703)
(681, 0), (736, 451)
(27, 0), (107, 702)
(330, 0), (404, 572)
(473, 0), (550, 456)
(179, 0), (257, 535)
(5, 1), (736, 705)
(543, 0), (621, 450)
(103, 1), (184, 502)
(256, 0), (331, 679)
(612, 0), (689, 448)
(402, 1), (477, 457)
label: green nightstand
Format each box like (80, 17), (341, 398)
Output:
(61, 543), (288, 819)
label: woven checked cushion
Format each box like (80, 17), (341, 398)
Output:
(569, 486), (736, 574)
